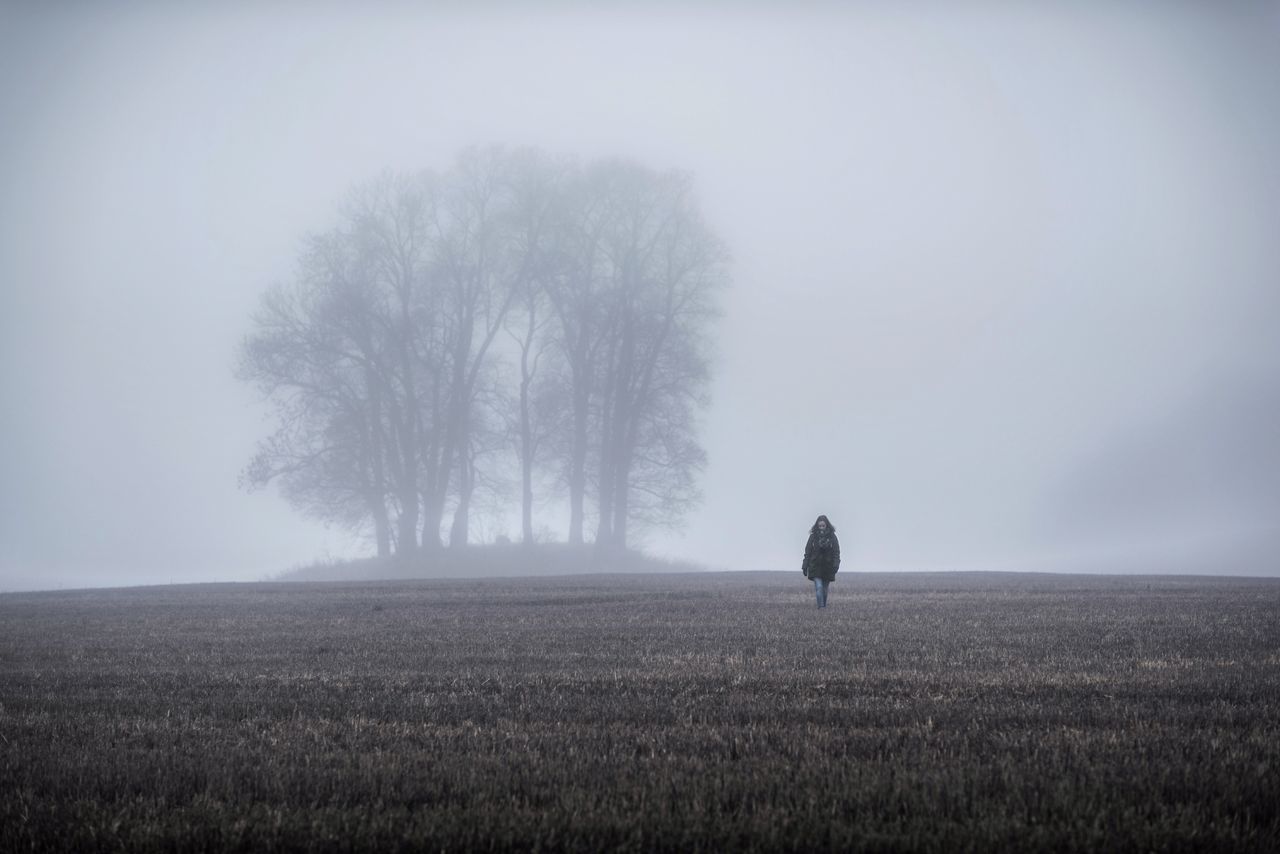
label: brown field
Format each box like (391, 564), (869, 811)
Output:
(2, 571), (1278, 852)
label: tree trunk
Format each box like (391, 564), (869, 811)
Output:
(370, 494), (392, 558)
(420, 492), (446, 550)
(521, 439), (535, 546)
(449, 452), (473, 548)
(519, 308), (536, 546)
(595, 398), (616, 546)
(599, 310), (634, 550)
(418, 362), (446, 550)
(397, 494), (418, 558)
(613, 475), (629, 550)
(567, 368), (589, 545)
(393, 398), (419, 557)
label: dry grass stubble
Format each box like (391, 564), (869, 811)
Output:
(1, 571), (1277, 851)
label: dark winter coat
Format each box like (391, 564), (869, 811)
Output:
(802, 529), (841, 582)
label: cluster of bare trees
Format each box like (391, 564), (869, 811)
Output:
(237, 147), (727, 558)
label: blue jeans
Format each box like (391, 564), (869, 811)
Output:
(813, 578), (829, 607)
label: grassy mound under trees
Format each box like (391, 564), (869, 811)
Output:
(275, 543), (711, 582)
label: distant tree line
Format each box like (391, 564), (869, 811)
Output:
(237, 147), (728, 558)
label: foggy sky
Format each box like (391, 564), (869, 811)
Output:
(3, 3), (1278, 591)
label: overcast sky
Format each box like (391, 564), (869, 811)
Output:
(3, 2), (1278, 591)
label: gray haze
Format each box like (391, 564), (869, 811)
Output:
(3, 3), (1278, 591)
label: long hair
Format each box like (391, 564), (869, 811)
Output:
(809, 514), (835, 534)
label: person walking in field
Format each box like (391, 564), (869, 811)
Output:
(802, 514), (840, 608)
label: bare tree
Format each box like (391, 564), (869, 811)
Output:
(543, 165), (617, 545)
(239, 172), (441, 559)
(237, 230), (398, 555)
(342, 172), (437, 556)
(575, 161), (728, 550)
(499, 153), (574, 545)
